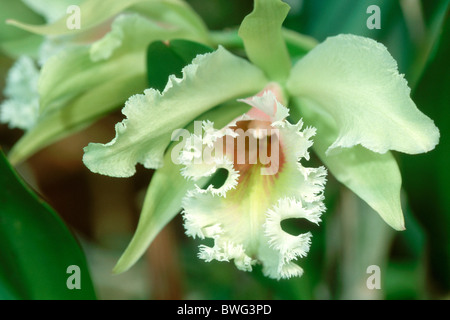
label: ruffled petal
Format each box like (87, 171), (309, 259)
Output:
(83, 46), (267, 177)
(0, 56), (39, 130)
(8, 13), (191, 165)
(261, 197), (325, 278)
(112, 101), (251, 274)
(292, 97), (405, 230)
(286, 34), (439, 155)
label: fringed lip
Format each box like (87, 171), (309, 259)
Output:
(178, 90), (327, 279)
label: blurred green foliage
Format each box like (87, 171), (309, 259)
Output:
(0, 151), (96, 299)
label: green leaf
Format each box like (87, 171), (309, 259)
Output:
(83, 46), (268, 177)
(147, 39), (213, 91)
(0, 150), (96, 299)
(286, 34), (440, 155)
(291, 98), (405, 231)
(407, 0), (450, 88)
(238, 0), (291, 81)
(113, 101), (251, 273)
(402, 17), (450, 292)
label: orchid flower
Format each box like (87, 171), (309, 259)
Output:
(174, 90), (327, 278)
(1, 0), (210, 164)
(0, 0), (82, 131)
(81, 0), (439, 280)
(82, 0), (439, 279)
(8, 0), (438, 280)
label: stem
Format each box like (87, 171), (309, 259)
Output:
(209, 28), (318, 56)
(337, 188), (395, 299)
(209, 29), (244, 49)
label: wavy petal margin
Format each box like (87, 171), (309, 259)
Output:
(287, 34), (439, 155)
(292, 98), (405, 230)
(113, 101), (251, 274)
(83, 46), (268, 177)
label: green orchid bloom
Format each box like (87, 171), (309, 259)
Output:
(0, 0), (81, 131)
(82, 0), (439, 279)
(3, 0), (437, 280)
(1, 0), (210, 164)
